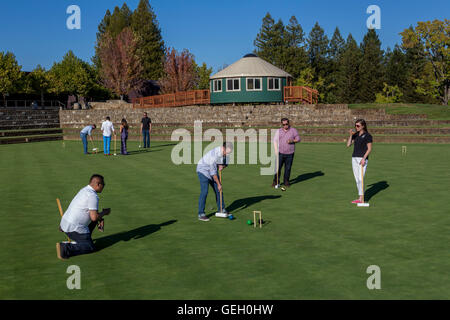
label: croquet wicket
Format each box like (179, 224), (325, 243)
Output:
(253, 210), (262, 229)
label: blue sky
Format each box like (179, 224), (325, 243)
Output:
(0, 0), (448, 73)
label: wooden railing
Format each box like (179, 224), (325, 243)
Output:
(133, 90), (210, 108)
(284, 86), (319, 104)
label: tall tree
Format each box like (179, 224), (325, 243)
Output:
(401, 19), (450, 105)
(0, 52), (22, 105)
(329, 27), (345, 60)
(28, 65), (50, 106)
(160, 48), (198, 94)
(283, 16), (308, 79)
(326, 27), (346, 103)
(98, 27), (143, 100)
(307, 22), (329, 80)
(336, 34), (362, 103)
(93, 9), (112, 72)
(359, 29), (384, 102)
(108, 4), (132, 38)
(384, 45), (408, 89)
(254, 13), (276, 63)
(131, 0), (165, 80)
(48, 51), (95, 101)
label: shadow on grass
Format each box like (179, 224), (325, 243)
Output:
(151, 143), (178, 148)
(365, 181), (389, 202)
(94, 220), (177, 251)
(289, 171), (325, 185)
(225, 195), (282, 213)
(125, 148), (161, 155)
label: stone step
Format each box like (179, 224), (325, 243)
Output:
(0, 134), (63, 144)
(0, 128), (63, 137)
(0, 124), (61, 130)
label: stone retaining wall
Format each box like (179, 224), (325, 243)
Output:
(59, 104), (388, 128)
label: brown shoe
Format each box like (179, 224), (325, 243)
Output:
(56, 243), (67, 261)
(271, 181), (277, 187)
(284, 181), (291, 187)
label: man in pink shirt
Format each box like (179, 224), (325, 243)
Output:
(272, 118), (301, 188)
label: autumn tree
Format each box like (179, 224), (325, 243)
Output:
(98, 27), (143, 100)
(159, 48), (198, 94)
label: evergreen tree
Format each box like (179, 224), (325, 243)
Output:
(131, 0), (165, 80)
(325, 27), (346, 103)
(107, 4), (132, 38)
(194, 62), (213, 90)
(283, 16), (308, 79)
(336, 34), (362, 103)
(307, 22), (329, 80)
(358, 29), (384, 102)
(254, 13), (276, 63)
(384, 45), (407, 89)
(92, 9), (112, 71)
(329, 27), (345, 60)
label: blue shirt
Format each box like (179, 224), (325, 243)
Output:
(80, 125), (93, 136)
(196, 146), (228, 180)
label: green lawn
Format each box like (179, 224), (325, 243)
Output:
(0, 140), (449, 299)
(349, 103), (450, 120)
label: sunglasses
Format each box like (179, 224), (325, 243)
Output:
(282, 123), (289, 126)
(355, 124), (362, 128)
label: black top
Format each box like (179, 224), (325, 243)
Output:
(352, 132), (373, 158)
(141, 117), (152, 130)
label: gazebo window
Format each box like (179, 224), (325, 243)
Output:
(226, 78), (241, 92)
(212, 79), (222, 92)
(246, 78), (262, 91)
(268, 78), (281, 91)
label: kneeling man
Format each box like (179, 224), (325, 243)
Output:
(56, 174), (111, 260)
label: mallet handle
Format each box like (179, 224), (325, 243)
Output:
(56, 198), (64, 217)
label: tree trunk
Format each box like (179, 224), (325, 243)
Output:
(40, 90), (44, 107)
(444, 84), (449, 106)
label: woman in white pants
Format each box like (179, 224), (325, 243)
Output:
(346, 119), (373, 204)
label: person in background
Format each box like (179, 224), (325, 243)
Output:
(140, 112), (152, 148)
(80, 124), (96, 154)
(101, 116), (115, 155)
(120, 118), (129, 155)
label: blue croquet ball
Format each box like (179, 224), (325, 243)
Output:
(228, 214), (234, 220)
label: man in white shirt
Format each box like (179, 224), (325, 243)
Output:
(196, 142), (233, 221)
(56, 174), (111, 260)
(101, 116), (115, 155)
